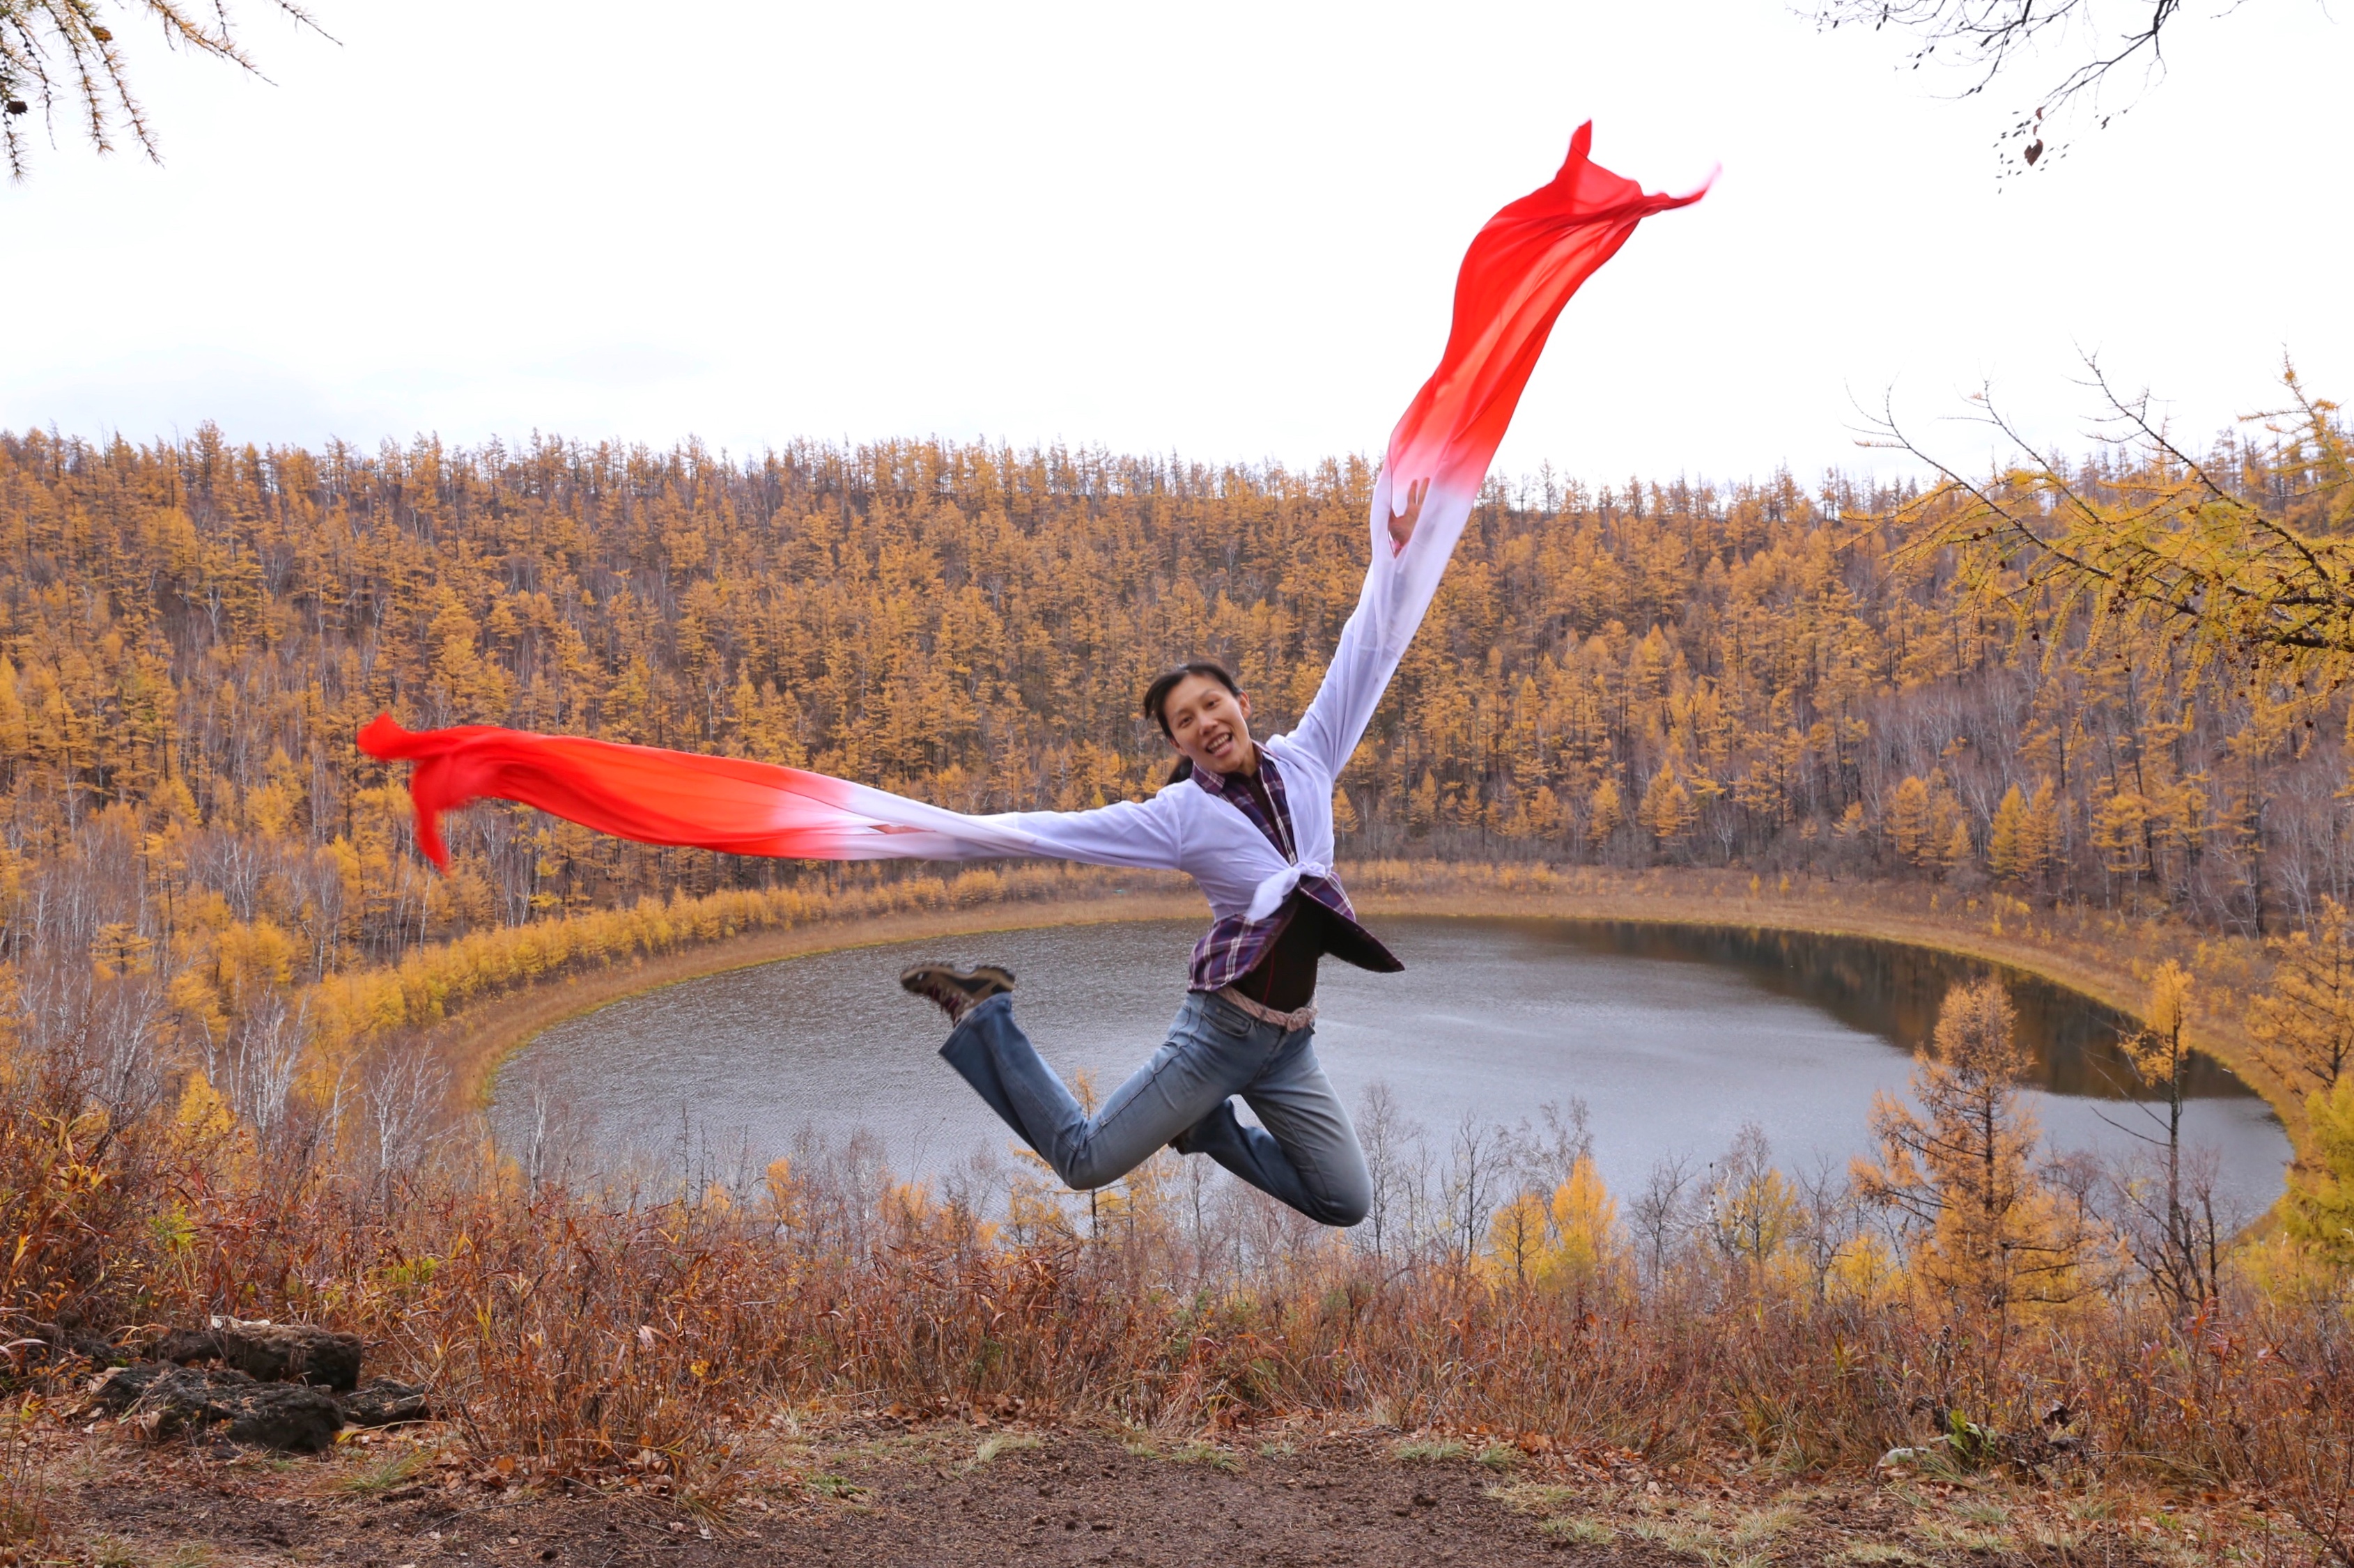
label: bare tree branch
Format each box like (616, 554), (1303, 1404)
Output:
(1807, 0), (2261, 173)
(1864, 355), (2354, 690)
(0, 0), (324, 180)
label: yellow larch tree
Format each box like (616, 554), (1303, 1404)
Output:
(1852, 979), (2091, 1329)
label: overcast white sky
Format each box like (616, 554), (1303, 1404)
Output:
(5, 1), (2346, 486)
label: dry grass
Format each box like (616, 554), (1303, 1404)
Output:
(85, 1537), (141, 1568)
(969, 1433), (1042, 1465)
(1392, 1437), (1471, 1463)
(1167, 1440), (1241, 1471)
(1587, 1497), (1804, 1566)
(334, 1448), (428, 1495)
(1540, 1514), (1617, 1546)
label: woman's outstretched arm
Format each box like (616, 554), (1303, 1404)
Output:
(1282, 478), (1431, 779)
(1280, 123), (1707, 784)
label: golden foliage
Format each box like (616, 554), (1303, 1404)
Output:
(2286, 1076), (2354, 1271)
(1852, 979), (2092, 1317)
(2119, 958), (2194, 1094)
(2251, 898), (2354, 1098)
(1484, 1155), (1618, 1291)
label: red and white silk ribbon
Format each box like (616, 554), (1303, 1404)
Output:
(360, 125), (1708, 869)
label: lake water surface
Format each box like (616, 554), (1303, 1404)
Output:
(491, 917), (2291, 1216)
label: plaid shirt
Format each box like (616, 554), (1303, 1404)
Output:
(1184, 751), (1395, 991)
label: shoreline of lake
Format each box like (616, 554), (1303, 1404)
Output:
(445, 867), (2306, 1172)
(490, 914), (2291, 1229)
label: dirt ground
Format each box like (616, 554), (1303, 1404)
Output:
(39, 1410), (2239, 1568)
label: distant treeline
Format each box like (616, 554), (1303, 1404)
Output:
(1, 421), (2346, 1017)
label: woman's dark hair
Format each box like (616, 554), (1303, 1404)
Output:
(1142, 662), (1241, 783)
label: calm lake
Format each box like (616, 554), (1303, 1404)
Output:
(490, 917), (2292, 1216)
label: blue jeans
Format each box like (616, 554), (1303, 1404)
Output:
(939, 989), (1371, 1227)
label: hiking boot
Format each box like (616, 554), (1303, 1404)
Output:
(899, 961), (1016, 1025)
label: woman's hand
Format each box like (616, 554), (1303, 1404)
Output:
(1386, 476), (1428, 554)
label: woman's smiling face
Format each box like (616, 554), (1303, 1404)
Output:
(1160, 671), (1255, 777)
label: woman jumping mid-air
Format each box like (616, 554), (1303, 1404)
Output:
(359, 125), (1705, 1227)
(895, 474), (1429, 1227)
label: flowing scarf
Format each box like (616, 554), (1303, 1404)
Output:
(362, 124), (1708, 871)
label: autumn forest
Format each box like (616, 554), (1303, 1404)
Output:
(6, 407), (2350, 984)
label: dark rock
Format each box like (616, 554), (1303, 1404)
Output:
(17, 1320), (122, 1365)
(344, 1378), (435, 1427)
(95, 1363), (344, 1452)
(220, 1383), (346, 1452)
(157, 1321), (362, 1392)
(153, 1328), (222, 1364)
(91, 1362), (169, 1411)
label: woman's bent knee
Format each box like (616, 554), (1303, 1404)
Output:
(1306, 1179), (1370, 1229)
(1060, 1146), (1136, 1192)
(1319, 1195), (1371, 1228)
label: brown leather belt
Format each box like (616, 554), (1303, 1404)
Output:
(1214, 987), (1317, 1032)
